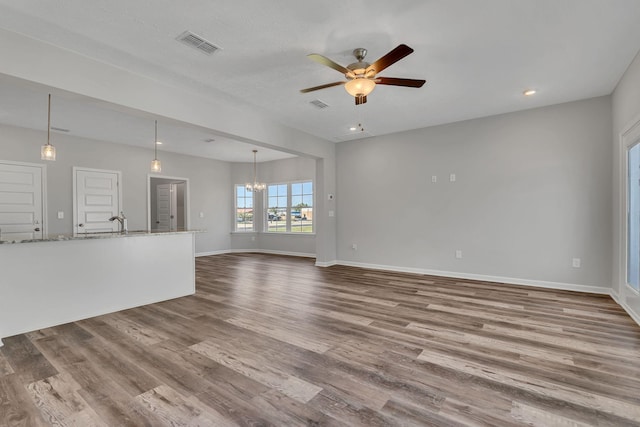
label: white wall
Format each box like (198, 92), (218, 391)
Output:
(336, 96), (612, 292)
(612, 49), (640, 324)
(0, 123), (231, 254)
(229, 156), (316, 256)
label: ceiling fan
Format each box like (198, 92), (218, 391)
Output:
(300, 44), (426, 105)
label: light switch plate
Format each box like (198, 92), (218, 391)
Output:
(57, 211), (64, 219)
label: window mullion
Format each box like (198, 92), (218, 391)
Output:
(287, 183), (292, 232)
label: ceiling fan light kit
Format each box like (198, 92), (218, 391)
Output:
(301, 44), (426, 105)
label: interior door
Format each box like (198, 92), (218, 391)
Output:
(156, 183), (171, 231)
(74, 168), (120, 234)
(0, 162), (44, 241)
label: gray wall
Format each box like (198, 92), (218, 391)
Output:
(0, 123), (231, 254)
(230, 156), (316, 255)
(337, 96), (612, 289)
(612, 49), (640, 322)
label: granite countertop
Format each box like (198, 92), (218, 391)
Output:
(0, 229), (202, 244)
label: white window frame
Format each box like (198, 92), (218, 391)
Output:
(234, 184), (255, 232)
(264, 180), (314, 234)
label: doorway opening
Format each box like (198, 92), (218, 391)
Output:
(148, 175), (189, 231)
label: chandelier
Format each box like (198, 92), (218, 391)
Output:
(245, 149), (266, 192)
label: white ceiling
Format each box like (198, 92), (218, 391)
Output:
(0, 0), (639, 161)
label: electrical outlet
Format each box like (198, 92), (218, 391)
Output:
(455, 250), (462, 259)
(450, 173), (456, 182)
(329, 210), (335, 217)
(199, 212), (204, 218)
(572, 258), (581, 268)
(352, 243), (358, 250)
(57, 211), (64, 219)
(431, 175), (437, 183)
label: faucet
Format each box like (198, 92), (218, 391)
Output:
(109, 211), (128, 233)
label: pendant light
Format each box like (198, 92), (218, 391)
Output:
(40, 94), (56, 161)
(245, 149), (266, 192)
(150, 120), (162, 172)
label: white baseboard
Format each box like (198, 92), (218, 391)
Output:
(195, 249), (232, 257)
(610, 289), (640, 327)
(255, 249), (315, 258)
(315, 260), (338, 267)
(200, 248), (315, 258)
(335, 260), (611, 295)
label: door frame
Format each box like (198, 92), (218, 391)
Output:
(0, 160), (48, 238)
(72, 166), (122, 235)
(147, 174), (190, 231)
(620, 115), (640, 295)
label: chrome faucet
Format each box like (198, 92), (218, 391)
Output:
(109, 211), (128, 233)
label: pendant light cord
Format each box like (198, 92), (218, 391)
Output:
(253, 149), (258, 184)
(47, 94), (51, 146)
(154, 120), (158, 160)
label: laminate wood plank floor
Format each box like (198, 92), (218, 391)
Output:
(2, 253), (640, 426)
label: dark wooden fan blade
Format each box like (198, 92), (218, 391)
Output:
(366, 44), (414, 74)
(307, 54), (351, 74)
(300, 81), (345, 93)
(375, 77), (426, 88)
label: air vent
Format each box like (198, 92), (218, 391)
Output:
(176, 31), (221, 55)
(51, 127), (70, 133)
(310, 99), (330, 109)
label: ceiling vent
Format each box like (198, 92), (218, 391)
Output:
(176, 31), (221, 55)
(310, 99), (330, 109)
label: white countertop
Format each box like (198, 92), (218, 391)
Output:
(0, 229), (202, 244)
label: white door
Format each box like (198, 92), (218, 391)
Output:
(156, 183), (171, 231)
(74, 168), (121, 234)
(0, 162), (44, 242)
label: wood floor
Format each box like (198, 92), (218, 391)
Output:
(1, 254), (640, 426)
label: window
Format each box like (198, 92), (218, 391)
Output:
(266, 183), (287, 232)
(266, 181), (313, 233)
(235, 185), (254, 231)
(291, 181), (313, 233)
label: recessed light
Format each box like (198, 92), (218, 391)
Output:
(523, 89), (537, 96)
(156, 141), (163, 145)
(350, 126), (357, 131)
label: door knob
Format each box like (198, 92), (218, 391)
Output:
(34, 227), (41, 232)
(78, 223), (84, 227)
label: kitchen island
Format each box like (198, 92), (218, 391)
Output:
(0, 230), (197, 346)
